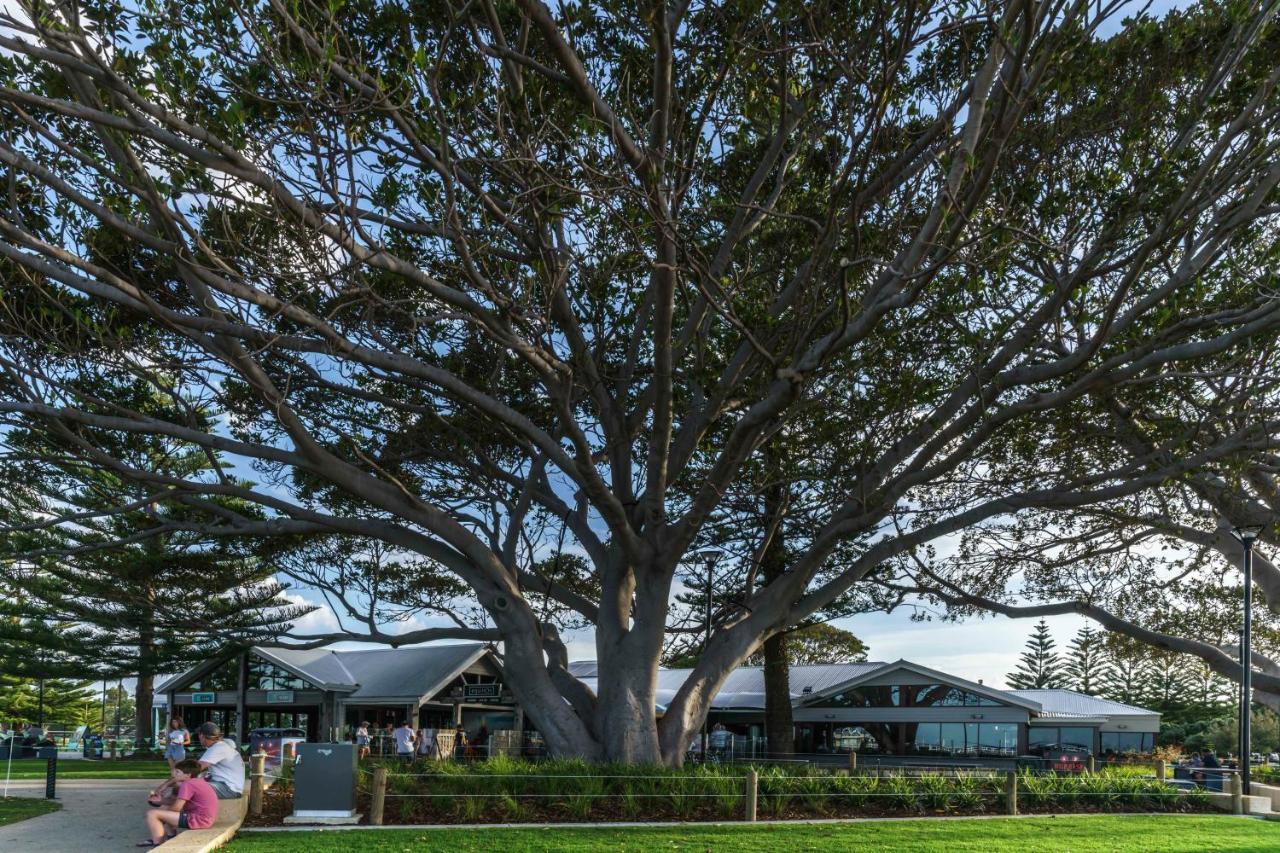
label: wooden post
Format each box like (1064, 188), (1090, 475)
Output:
(109, 739), (117, 759)
(745, 770), (758, 822)
(370, 766), (388, 826)
(1005, 770), (1018, 816)
(1086, 755), (1095, 774)
(848, 751), (857, 773)
(249, 753), (266, 816)
(284, 741), (296, 762)
(1231, 772), (1243, 815)
(1155, 760), (1166, 783)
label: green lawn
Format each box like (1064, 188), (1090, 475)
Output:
(0, 797), (61, 827)
(1, 759), (171, 779)
(226, 815), (1280, 852)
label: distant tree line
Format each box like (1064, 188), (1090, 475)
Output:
(1005, 619), (1257, 749)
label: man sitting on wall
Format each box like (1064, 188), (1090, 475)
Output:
(195, 722), (245, 799)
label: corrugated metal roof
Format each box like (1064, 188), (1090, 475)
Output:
(1006, 689), (1157, 717)
(329, 644), (488, 700)
(574, 661), (886, 710)
(255, 647), (357, 690)
(160, 643), (492, 702)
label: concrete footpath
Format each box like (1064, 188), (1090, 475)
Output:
(2, 778), (155, 853)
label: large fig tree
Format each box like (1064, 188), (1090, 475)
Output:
(1, 0), (1280, 763)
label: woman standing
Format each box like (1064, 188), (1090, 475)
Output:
(355, 721), (371, 760)
(164, 717), (190, 771)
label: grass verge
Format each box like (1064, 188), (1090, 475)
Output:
(225, 814), (1280, 852)
(1, 758), (170, 779)
(0, 797), (61, 827)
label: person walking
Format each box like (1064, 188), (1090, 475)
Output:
(453, 725), (469, 760)
(164, 717), (190, 771)
(393, 720), (417, 761)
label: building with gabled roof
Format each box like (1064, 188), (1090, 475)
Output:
(157, 643), (512, 744)
(574, 658), (1160, 762)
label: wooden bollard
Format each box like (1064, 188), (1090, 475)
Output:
(1005, 770), (1018, 815)
(848, 751), (857, 772)
(284, 741), (296, 762)
(744, 770), (758, 822)
(1155, 760), (1166, 783)
(1086, 755), (1095, 774)
(370, 766), (388, 826)
(1231, 772), (1243, 815)
(249, 753), (266, 816)
(109, 739), (117, 760)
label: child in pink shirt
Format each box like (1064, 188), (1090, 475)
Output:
(140, 759), (218, 846)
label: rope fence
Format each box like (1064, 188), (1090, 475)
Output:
(356, 765), (1209, 826)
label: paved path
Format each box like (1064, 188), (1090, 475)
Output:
(2, 778), (157, 852)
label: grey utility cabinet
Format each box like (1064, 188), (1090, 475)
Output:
(291, 742), (358, 818)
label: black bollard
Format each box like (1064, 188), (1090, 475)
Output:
(45, 752), (57, 799)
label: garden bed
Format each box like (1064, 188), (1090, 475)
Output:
(244, 757), (1213, 827)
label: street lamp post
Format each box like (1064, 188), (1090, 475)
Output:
(1233, 523), (1265, 794)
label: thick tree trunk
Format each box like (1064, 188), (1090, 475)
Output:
(762, 632), (794, 757)
(135, 599), (156, 749)
(760, 457), (794, 756)
(595, 572), (668, 764)
(134, 671), (154, 749)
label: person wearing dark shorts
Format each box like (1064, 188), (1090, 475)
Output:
(140, 759), (217, 847)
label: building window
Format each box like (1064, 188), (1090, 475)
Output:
(186, 656), (315, 692)
(815, 683), (1003, 708)
(1101, 732), (1154, 755)
(187, 658), (241, 691)
(906, 723), (1018, 756)
(1029, 726), (1095, 752)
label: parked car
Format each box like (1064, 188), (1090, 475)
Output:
(247, 727), (305, 765)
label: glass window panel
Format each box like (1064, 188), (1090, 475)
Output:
(909, 723), (942, 755)
(940, 723), (967, 754)
(1059, 727), (1094, 751)
(977, 723), (1018, 756)
(1028, 727), (1057, 748)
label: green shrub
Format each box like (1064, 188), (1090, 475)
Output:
(352, 758), (1203, 824)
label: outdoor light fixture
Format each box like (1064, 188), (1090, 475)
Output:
(1232, 522), (1268, 793)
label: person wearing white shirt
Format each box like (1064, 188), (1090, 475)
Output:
(393, 721), (417, 761)
(195, 722), (245, 799)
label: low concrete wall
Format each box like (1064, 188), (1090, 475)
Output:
(1249, 781), (1280, 812)
(1206, 791), (1271, 815)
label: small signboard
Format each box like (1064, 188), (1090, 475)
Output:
(191, 692), (216, 704)
(266, 690), (295, 704)
(463, 683), (502, 701)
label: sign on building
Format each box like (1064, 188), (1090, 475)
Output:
(266, 691), (295, 704)
(463, 683), (502, 701)
(191, 692), (216, 704)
